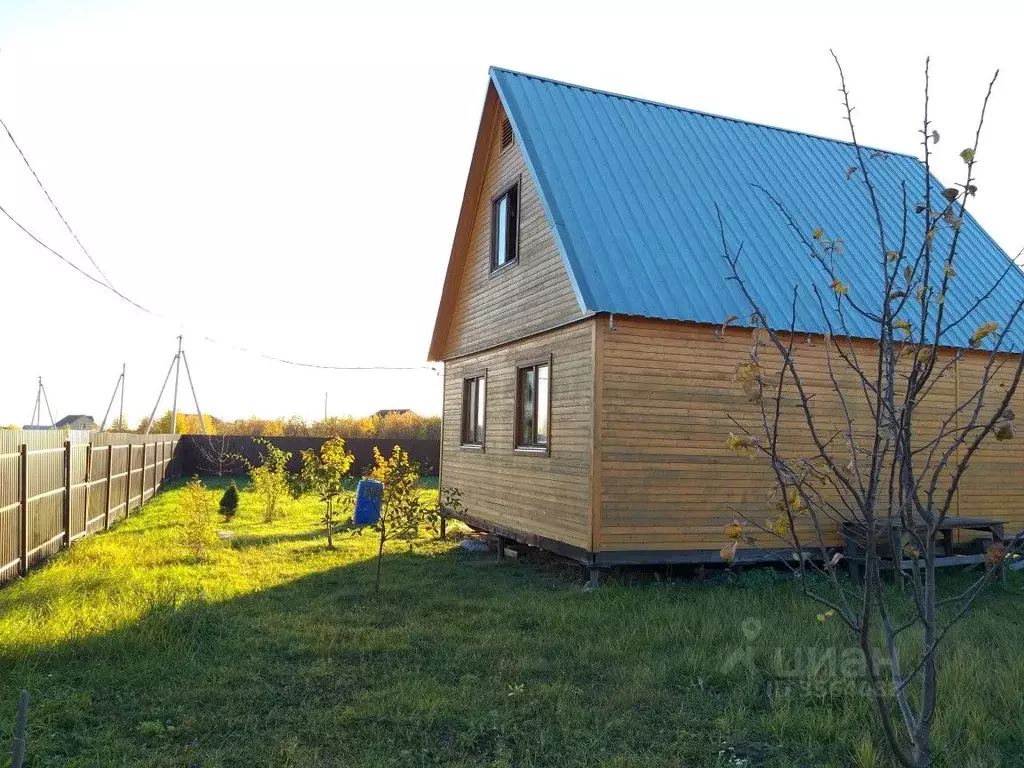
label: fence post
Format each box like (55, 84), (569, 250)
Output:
(63, 440), (72, 547)
(82, 444), (92, 534)
(19, 445), (28, 576)
(139, 442), (147, 503)
(104, 446), (113, 530)
(125, 444), (133, 517)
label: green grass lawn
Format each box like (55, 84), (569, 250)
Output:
(1, 479), (1023, 768)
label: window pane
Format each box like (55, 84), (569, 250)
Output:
(495, 196), (508, 266)
(476, 378), (485, 439)
(536, 364), (549, 445)
(463, 378), (482, 444)
(506, 186), (518, 262)
(462, 380), (473, 443)
(470, 380), (479, 442)
(519, 367), (535, 445)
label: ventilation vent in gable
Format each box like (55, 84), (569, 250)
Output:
(500, 117), (514, 151)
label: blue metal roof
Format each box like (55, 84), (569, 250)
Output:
(490, 67), (1024, 349)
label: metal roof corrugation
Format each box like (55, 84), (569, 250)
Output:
(490, 67), (1024, 350)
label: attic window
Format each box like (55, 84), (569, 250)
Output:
(500, 117), (514, 151)
(490, 182), (519, 271)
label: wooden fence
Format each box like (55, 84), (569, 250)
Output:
(0, 430), (180, 584)
(178, 435), (440, 477)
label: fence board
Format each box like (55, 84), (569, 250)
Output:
(0, 430), (179, 584)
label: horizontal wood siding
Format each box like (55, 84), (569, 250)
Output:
(598, 317), (1024, 553)
(439, 102), (582, 360)
(442, 321), (594, 550)
(951, 351), (1024, 525)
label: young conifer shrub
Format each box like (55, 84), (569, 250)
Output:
(219, 481), (240, 521)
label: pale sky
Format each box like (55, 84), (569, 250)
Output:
(1, 0), (1021, 427)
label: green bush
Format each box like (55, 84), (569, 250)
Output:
(180, 477), (215, 560)
(299, 437), (355, 548)
(219, 482), (239, 521)
(363, 445), (437, 591)
(249, 440), (292, 523)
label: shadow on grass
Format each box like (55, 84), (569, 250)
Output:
(227, 521), (360, 550)
(0, 547), (610, 767)
(2, 542), (1022, 767)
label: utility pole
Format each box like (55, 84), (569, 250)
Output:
(118, 363), (125, 430)
(180, 350), (208, 436)
(29, 377), (56, 428)
(99, 364), (128, 432)
(40, 378), (55, 428)
(146, 337), (204, 436)
(170, 335), (182, 435)
(29, 378), (41, 426)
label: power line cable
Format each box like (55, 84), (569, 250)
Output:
(0, 201), (437, 373)
(0, 201), (152, 313)
(0, 116), (116, 288)
(1, 115), (435, 372)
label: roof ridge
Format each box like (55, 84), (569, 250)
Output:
(489, 66), (919, 161)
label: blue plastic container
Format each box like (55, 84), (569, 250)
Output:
(353, 479), (383, 526)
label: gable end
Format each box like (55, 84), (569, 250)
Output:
(428, 76), (586, 362)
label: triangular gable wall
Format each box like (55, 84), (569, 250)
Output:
(428, 81), (584, 361)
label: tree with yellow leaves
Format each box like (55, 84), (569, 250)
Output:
(716, 54), (1023, 768)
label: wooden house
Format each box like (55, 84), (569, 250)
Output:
(428, 68), (1024, 575)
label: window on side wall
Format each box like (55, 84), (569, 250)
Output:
(461, 374), (486, 448)
(490, 182), (519, 271)
(515, 358), (550, 452)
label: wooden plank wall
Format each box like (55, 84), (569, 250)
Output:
(439, 99), (583, 360)
(952, 351), (1024, 522)
(597, 317), (1024, 553)
(442, 320), (594, 550)
(0, 430), (179, 583)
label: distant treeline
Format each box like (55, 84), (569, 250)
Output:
(130, 410), (441, 440)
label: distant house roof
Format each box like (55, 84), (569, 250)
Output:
(55, 414), (97, 429)
(374, 409), (411, 418)
(477, 67), (1024, 349)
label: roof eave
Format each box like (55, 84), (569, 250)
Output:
(426, 81), (502, 362)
